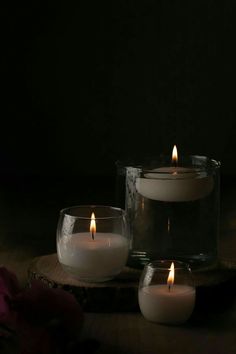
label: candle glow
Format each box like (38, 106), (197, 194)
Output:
(172, 145), (178, 167)
(167, 262), (175, 290)
(90, 212), (96, 240)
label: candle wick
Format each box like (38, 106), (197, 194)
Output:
(168, 284), (171, 292)
(91, 231), (95, 240)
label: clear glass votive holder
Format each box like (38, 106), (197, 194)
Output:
(138, 260), (196, 325)
(116, 155), (220, 269)
(57, 205), (129, 282)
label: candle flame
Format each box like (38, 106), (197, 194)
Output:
(172, 145), (178, 164)
(90, 212), (96, 235)
(167, 262), (175, 287)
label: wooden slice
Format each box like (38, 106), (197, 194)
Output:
(28, 254), (236, 312)
(28, 254), (140, 312)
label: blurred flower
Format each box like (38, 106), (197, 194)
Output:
(0, 267), (19, 327)
(0, 267), (84, 354)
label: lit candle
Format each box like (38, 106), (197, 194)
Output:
(138, 262), (196, 324)
(57, 212), (129, 282)
(136, 145), (214, 202)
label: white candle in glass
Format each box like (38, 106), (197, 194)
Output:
(57, 213), (129, 282)
(136, 146), (213, 202)
(139, 262), (196, 324)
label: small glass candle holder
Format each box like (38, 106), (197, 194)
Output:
(138, 260), (196, 325)
(57, 205), (129, 282)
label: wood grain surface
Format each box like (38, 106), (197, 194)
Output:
(80, 310), (236, 354)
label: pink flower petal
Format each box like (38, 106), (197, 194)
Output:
(0, 270), (84, 354)
(0, 267), (20, 326)
(0, 267), (20, 297)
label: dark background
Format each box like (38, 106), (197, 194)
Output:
(0, 1), (236, 262)
(1, 1), (236, 179)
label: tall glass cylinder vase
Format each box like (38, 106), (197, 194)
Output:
(116, 155), (220, 270)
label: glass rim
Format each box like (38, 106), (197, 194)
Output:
(59, 205), (126, 220)
(116, 155), (221, 170)
(144, 259), (192, 271)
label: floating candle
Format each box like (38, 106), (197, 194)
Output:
(136, 146), (214, 202)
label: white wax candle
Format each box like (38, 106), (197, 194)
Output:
(57, 233), (129, 281)
(139, 284), (196, 324)
(136, 167), (213, 202)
